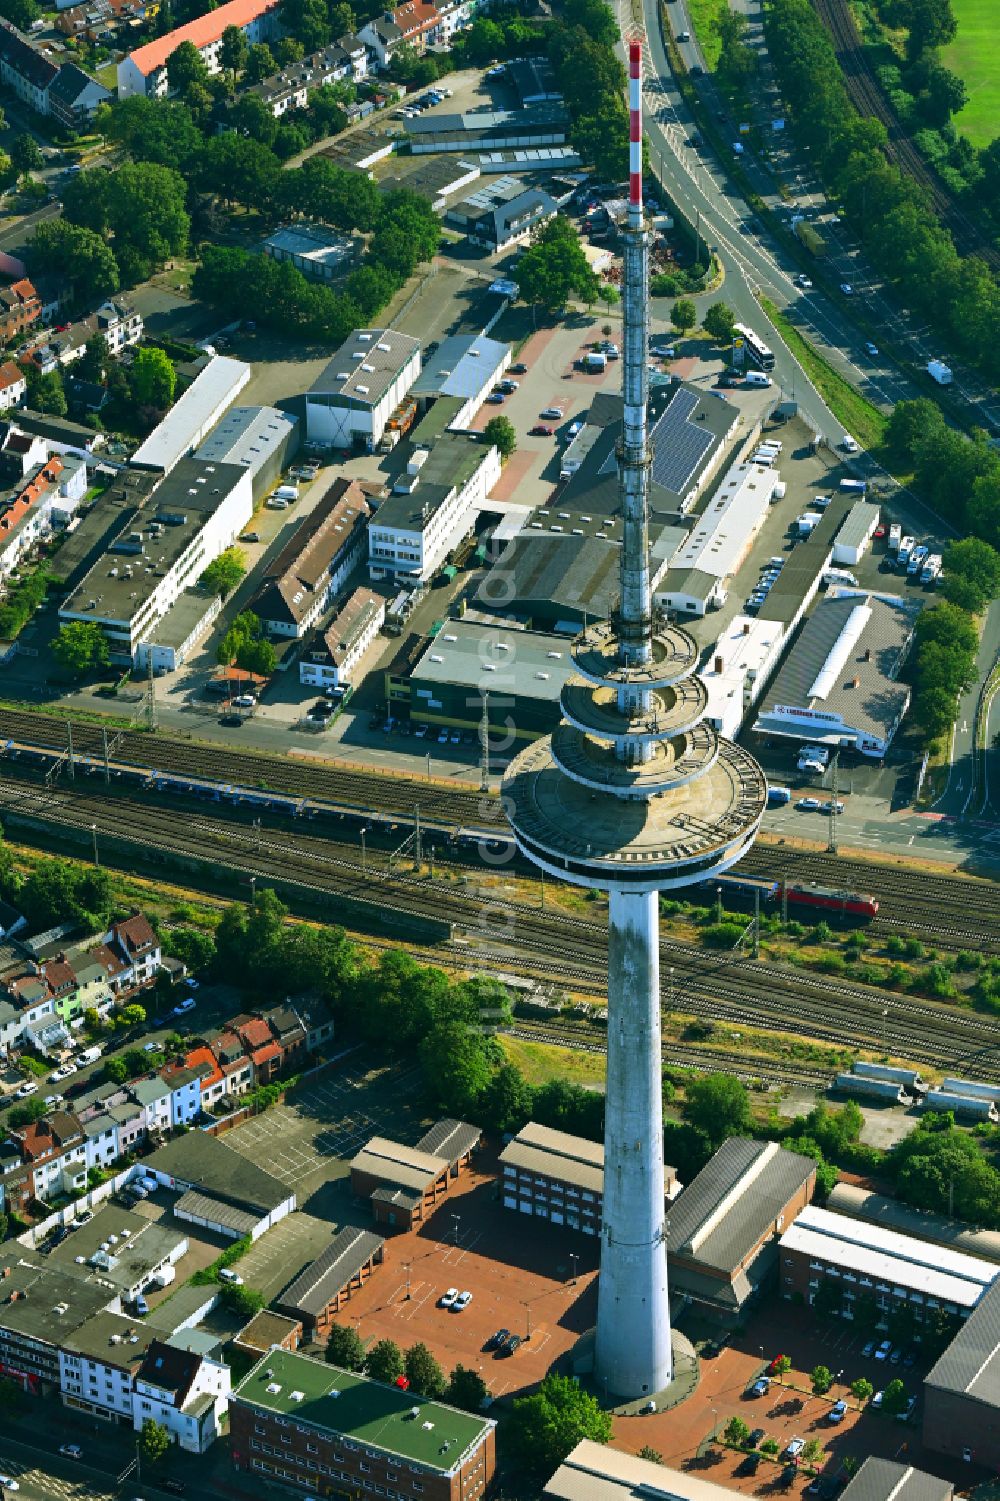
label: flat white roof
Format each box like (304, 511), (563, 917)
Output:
(781, 1206), (998, 1308)
(668, 462), (776, 582)
(702, 614), (784, 721)
(132, 356), (251, 474)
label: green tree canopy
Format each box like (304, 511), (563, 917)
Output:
(517, 215), (601, 313)
(483, 414), (517, 459)
(52, 622), (110, 679)
(138, 1417), (170, 1466)
(200, 547), (246, 598)
(245, 43), (278, 83)
(166, 39), (210, 93)
(220, 23), (249, 84)
(811, 1364), (833, 1394)
(680, 1072), (750, 1148)
(703, 301), (736, 342)
(671, 298), (697, 333)
(130, 347), (176, 411)
(851, 1377), (873, 1404)
(11, 133), (41, 180)
(326, 1324), (366, 1371)
(364, 1338), (404, 1385)
(445, 1365), (488, 1412)
(881, 1377), (908, 1414)
(506, 1373), (612, 1478)
(404, 1342), (446, 1398)
(941, 537), (1000, 613)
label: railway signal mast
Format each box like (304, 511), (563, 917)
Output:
(502, 42), (767, 1400)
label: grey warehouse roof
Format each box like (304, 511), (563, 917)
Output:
(278, 1227), (384, 1318)
(925, 1276), (1000, 1407)
(194, 405), (298, 473)
(411, 622), (573, 704)
(131, 356), (251, 474)
(406, 104), (567, 136)
(174, 1190), (260, 1237)
(409, 334), (509, 401)
(144, 1132), (292, 1215)
(416, 1118), (481, 1165)
(668, 1138), (816, 1274)
(839, 1460), (952, 1501)
(309, 328), (420, 407)
(501, 1122), (606, 1194)
(836, 500), (881, 551)
(755, 593), (915, 743)
(827, 1183), (1000, 1266)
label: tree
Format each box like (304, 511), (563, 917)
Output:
(244, 42), (277, 83)
(105, 1057), (128, 1084)
(404, 1343), (446, 1398)
(77, 333), (110, 385)
(680, 1073), (750, 1149)
(724, 1416), (751, 1447)
(117, 1004), (147, 1029)
(517, 215), (601, 314)
(138, 1418), (170, 1466)
(326, 1324), (366, 1370)
(881, 1378), (908, 1415)
(220, 1283), (265, 1319)
(941, 537), (1000, 614)
(810, 1364), (833, 1395)
(670, 298), (697, 333)
(98, 96), (203, 174)
(506, 1373), (612, 1478)
(811, 1277), (844, 1320)
(851, 1377), (874, 1405)
(365, 1339), (404, 1385)
(715, 7), (756, 85)
(64, 162), (190, 284)
(483, 415), (517, 459)
(220, 23), (248, 86)
(198, 134), (281, 211)
(418, 1022), (491, 1117)
(130, 347), (176, 411)
(166, 39), (210, 94)
(445, 1365), (488, 1412)
(703, 302), (736, 342)
(903, 0), (957, 60)
(11, 133), (41, 181)
(25, 366), (67, 418)
(52, 622), (110, 678)
(0, 0), (38, 30)
(801, 1439), (823, 1466)
(8, 1097), (47, 1129)
(200, 547), (246, 598)
(773, 1354), (792, 1383)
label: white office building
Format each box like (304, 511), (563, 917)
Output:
(701, 614), (786, 739)
(655, 460), (778, 617)
(368, 431), (500, 583)
(131, 357), (252, 475)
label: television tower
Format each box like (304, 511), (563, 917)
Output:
(502, 41), (766, 1400)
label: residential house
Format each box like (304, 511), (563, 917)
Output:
(0, 277), (39, 344)
(0, 21), (57, 113)
(132, 1339), (231, 1452)
(207, 1029), (254, 1098)
(1, 1112), (87, 1211)
(360, 0), (444, 66)
(118, 0), (281, 97)
(0, 455), (67, 581)
(107, 913), (160, 989)
(237, 38), (360, 118)
(46, 62), (111, 128)
(182, 1046), (226, 1111)
(159, 1062), (208, 1127)
(59, 1312), (159, 1426)
(129, 1075), (172, 1137)
(232, 1016), (282, 1084)
(259, 1005), (307, 1071)
(81, 1111), (118, 1173)
(282, 994), (335, 1054)
(0, 361), (25, 409)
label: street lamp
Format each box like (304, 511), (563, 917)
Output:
(404, 1262), (412, 1301)
(91, 823), (99, 867)
(569, 1253), (579, 1285)
(450, 1212), (460, 1246)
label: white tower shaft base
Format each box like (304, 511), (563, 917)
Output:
(594, 887), (672, 1396)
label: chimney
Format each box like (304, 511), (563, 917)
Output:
(742, 621), (751, 635)
(714, 655), (723, 674)
(863, 647), (871, 661)
(851, 676), (861, 688)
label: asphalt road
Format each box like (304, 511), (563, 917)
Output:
(931, 597), (1000, 820)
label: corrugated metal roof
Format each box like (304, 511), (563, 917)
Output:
(500, 1122), (606, 1194)
(925, 1278), (1000, 1402)
(309, 328), (420, 406)
(174, 1189), (259, 1236)
(416, 1118), (481, 1164)
(668, 1138), (816, 1274)
(544, 1441), (746, 1501)
(827, 1183), (1000, 1265)
(351, 1136), (448, 1192)
(839, 1459), (952, 1501)
(756, 593), (914, 742)
(409, 334), (508, 401)
(278, 1227), (384, 1319)
(836, 500), (880, 550)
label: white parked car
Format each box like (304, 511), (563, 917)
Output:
(439, 1287), (459, 1308)
(173, 997), (196, 1016)
(219, 1268), (244, 1286)
(15, 1081), (38, 1098)
(233, 694), (256, 709)
(452, 1290), (473, 1311)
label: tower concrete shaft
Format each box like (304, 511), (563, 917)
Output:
(501, 36), (766, 1402)
(596, 888), (671, 1394)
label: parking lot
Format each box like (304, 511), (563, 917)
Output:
(236, 1207), (341, 1303)
(224, 1062), (423, 1202)
(326, 1147), (600, 1398)
(613, 1302), (968, 1491)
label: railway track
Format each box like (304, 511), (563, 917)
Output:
(4, 777), (998, 1081)
(810, 0), (1000, 272)
(1, 702), (999, 952)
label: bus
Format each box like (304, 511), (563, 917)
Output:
(734, 323), (775, 371)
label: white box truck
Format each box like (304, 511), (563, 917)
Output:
(927, 359), (952, 386)
(889, 523), (902, 552)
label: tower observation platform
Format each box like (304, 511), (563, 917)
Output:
(501, 40), (766, 1400)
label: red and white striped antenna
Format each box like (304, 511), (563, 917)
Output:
(628, 38), (643, 226)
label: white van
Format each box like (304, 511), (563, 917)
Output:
(78, 1045), (102, 1065)
(799, 744), (830, 766)
(823, 568), (858, 587)
(745, 371), (771, 387)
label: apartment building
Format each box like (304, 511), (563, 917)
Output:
(250, 478), (372, 639)
(118, 0), (280, 97)
(499, 1122), (680, 1236)
(367, 431), (500, 584)
(299, 586), (385, 690)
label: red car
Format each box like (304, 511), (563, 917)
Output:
(529, 424), (554, 436)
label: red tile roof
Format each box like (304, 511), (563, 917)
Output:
(126, 0), (278, 76)
(236, 1017), (273, 1050)
(183, 1045), (223, 1092)
(0, 360), (23, 390)
(112, 912), (157, 957)
(87, 942), (128, 979)
(251, 1041), (282, 1068)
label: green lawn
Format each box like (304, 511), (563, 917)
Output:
(686, 0), (725, 71)
(945, 0), (1000, 148)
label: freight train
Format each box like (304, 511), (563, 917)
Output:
(707, 872), (879, 919)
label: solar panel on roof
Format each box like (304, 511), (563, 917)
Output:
(649, 388), (715, 497)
